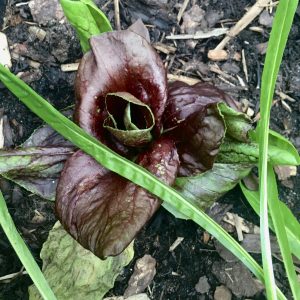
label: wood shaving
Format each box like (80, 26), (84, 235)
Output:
(61, 62), (79, 72)
(166, 28), (228, 40)
(169, 237), (184, 251)
(208, 49), (228, 61)
(177, 0), (190, 23)
(167, 73), (200, 85)
(0, 32), (12, 68)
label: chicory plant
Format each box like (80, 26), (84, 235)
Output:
(55, 20), (242, 258)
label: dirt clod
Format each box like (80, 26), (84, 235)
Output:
(28, 0), (65, 25)
(212, 261), (263, 298)
(258, 10), (274, 28)
(195, 276), (210, 294)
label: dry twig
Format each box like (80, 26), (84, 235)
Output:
(215, 0), (271, 50)
(114, 0), (121, 30)
(177, 0), (190, 23)
(166, 28), (228, 40)
(242, 49), (249, 82)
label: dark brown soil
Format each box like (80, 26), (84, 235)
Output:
(0, 0), (299, 299)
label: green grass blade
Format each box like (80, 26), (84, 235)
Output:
(258, 1), (299, 299)
(0, 190), (56, 300)
(267, 165), (300, 298)
(240, 182), (300, 261)
(0, 64), (287, 300)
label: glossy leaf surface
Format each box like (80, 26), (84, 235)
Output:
(250, 127), (300, 166)
(1, 117), (75, 200)
(0, 147), (74, 200)
(56, 138), (179, 258)
(163, 82), (228, 176)
(74, 22), (167, 147)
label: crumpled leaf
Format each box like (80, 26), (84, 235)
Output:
(60, 21), (254, 258)
(217, 141), (259, 164)
(56, 137), (179, 258)
(103, 92), (155, 147)
(163, 163), (252, 220)
(74, 21), (167, 153)
(28, 222), (134, 300)
(0, 147), (74, 200)
(163, 81), (227, 176)
(218, 102), (252, 142)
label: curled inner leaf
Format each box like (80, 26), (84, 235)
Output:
(103, 92), (155, 147)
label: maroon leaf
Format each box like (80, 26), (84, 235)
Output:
(56, 137), (179, 258)
(74, 21), (167, 155)
(163, 81), (229, 176)
(128, 19), (150, 42)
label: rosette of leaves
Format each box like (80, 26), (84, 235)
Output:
(0, 21), (256, 260)
(55, 21), (252, 259)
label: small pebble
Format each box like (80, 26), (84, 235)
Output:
(195, 276), (210, 294)
(259, 10), (273, 28)
(256, 42), (268, 55)
(29, 0), (65, 25)
(124, 255), (156, 298)
(208, 49), (228, 61)
(214, 285), (232, 300)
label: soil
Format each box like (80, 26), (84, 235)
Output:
(0, 0), (300, 299)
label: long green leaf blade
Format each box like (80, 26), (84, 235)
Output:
(267, 165), (300, 298)
(258, 0), (299, 298)
(0, 191), (57, 300)
(240, 182), (300, 261)
(0, 64), (287, 299)
(60, 0), (112, 53)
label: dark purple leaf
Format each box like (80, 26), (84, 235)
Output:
(56, 137), (179, 258)
(74, 21), (167, 155)
(23, 109), (74, 147)
(163, 81), (229, 176)
(128, 19), (150, 42)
